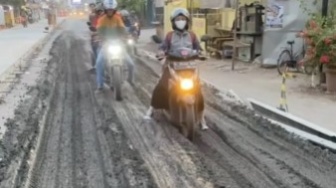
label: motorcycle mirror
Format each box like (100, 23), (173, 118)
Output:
(151, 35), (162, 44)
(198, 56), (207, 61)
(87, 22), (91, 26)
(155, 54), (164, 61)
(200, 35), (212, 43)
(89, 26), (97, 32)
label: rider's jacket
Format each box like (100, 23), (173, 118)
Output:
(92, 14), (104, 28)
(88, 13), (96, 25)
(122, 15), (132, 27)
(159, 30), (201, 55)
(90, 14), (104, 43)
(96, 13), (126, 40)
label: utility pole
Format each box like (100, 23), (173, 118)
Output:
(320, 0), (329, 84)
(231, 0), (239, 70)
(190, 0), (194, 22)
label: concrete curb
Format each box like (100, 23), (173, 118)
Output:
(249, 98), (336, 143)
(0, 18), (66, 101)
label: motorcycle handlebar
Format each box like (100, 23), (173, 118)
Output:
(156, 55), (207, 61)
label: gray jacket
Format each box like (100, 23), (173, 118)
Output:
(159, 30), (201, 55)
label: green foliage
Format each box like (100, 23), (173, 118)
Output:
(297, 0), (336, 19)
(0, 0), (25, 9)
(117, 0), (146, 12)
(298, 15), (336, 68)
(297, 0), (319, 17)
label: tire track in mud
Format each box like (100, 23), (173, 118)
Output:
(59, 31), (156, 187)
(0, 34), (63, 187)
(24, 31), (157, 188)
(95, 84), (232, 188)
(5, 21), (336, 188)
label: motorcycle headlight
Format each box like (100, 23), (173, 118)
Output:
(180, 79), (194, 90)
(127, 39), (134, 45)
(108, 45), (122, 55)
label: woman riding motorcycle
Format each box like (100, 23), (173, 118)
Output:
(144, 8), (208, 130)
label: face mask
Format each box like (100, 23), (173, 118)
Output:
(175, 20), (186, 30)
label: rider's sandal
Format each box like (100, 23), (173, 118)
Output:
(144, 106), (153, 119)
(202, 124), (209, 130)
(201, 118), (209, 130)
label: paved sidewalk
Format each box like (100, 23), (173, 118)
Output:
(137, 29), (336, 134)
(0, 18), (64, 76)
(199, 60), (336, 133)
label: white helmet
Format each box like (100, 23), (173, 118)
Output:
(103, 0), (117, 10)
(170, 8), (190, 21)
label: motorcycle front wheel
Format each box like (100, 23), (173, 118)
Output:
(112, 66), (122, 101)
(185, 105), (197, 141)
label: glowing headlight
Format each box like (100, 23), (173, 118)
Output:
(127, 39), (134, 45)
(180, 79), (194, 90)
(108, 45), (122, 55)
(134, 22), (138, 26)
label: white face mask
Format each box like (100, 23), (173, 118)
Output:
(175, 20), (187, 30)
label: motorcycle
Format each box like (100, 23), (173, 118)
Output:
(157, 47), (206, 141)
(126, 37), (136, 55)
(130, 22), (140, 42)
(89, 26), (127, 100)
(102, 40), (127, 101)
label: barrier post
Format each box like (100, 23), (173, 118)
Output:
(278, 68), (291, 112)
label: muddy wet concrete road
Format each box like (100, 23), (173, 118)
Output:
(1, 20), (336, 188)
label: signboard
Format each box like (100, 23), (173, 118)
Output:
(265, 3), (284, 28)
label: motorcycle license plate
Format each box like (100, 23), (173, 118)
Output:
(173, 61), (197, 70)
(108, 59), (123, 65)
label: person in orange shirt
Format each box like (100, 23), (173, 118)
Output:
(95, 0), (134, 92)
